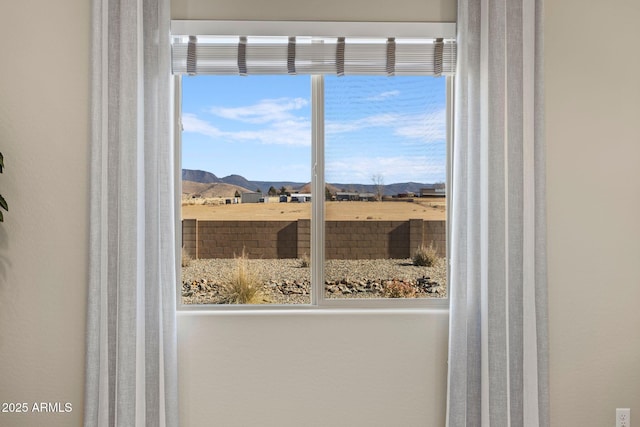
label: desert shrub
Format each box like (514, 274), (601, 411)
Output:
(218, 249), (267, 304)
(412, 243), (439, 267)
(382, 280), (416, 298)
(181, 247), (192, 268)
(299, 253), (311, 268)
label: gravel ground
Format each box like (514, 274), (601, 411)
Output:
(182, 257), (447, 305)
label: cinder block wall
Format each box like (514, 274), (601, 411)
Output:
(183, 219), (446, 259)
(182, 219), (197, 257)
(423, 220), (447, 257)
(188, 220), (297, 258)
(325, 220), (409, 259)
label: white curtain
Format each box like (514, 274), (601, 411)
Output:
(446, 0), (549, 426)
(84, 0), (178, 425)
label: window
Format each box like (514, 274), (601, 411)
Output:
(174, 22), (455, 308)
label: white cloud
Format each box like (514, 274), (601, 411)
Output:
(365, 90), (400, 101)
(326, 155), (446, 184)
(182, 113), (224, 138)
(394, 109), (446, 142)
(326, 108), (446, 144)
(182, 97), (311, 146)
(326, 113), (400, 134)
(228, 119), (310, 146)
(210, 97), (308, 124)
(182, 98), (445, 149)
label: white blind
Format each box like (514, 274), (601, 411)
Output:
(172, 35), (456, 77)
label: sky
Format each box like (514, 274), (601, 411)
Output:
(181, 74), (447, 185)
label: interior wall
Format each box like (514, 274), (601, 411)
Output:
(171, 0), (457, 22)
(545, 0), (640, 425)
(179, 310), (449, 427)
(1, 0), (639, 426)
(0, 1), (90, 426)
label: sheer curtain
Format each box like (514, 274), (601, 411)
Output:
(446, 0), (549, 426)
(84, 0), (178, 425)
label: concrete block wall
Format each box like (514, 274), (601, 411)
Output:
(193, 220), (298, 259)
(182, 219), (198, 258)
(183, 219), (446, 260)
(423, 220), (447, 257)
(325, 220), (409, 259)
(297, 219), (310, 258)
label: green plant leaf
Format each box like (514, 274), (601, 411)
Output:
(0, 208), (3, 222)
(0, 151), (4, 173)
(0, 194), (7, 212)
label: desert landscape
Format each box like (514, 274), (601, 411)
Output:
(181, 168), (447, 221)
(181, 197), (448, 305)
(182, 198), (446, 221)
(180, 171), (448, 304)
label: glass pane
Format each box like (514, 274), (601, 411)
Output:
(181, 75), (312, 305)
(324, 75), (447, 300)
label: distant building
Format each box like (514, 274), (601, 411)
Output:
(336, 192), (359, 201)
(336, 192), (376, 201)
(290, 193), (311, 202)
(397, 192), (415, 198)
(241, 192), (263, 203)
(419, 184), (446, 197)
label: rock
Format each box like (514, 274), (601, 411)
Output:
(338, 285), (351, 294)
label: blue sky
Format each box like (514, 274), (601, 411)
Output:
(181, 74), (446, 184)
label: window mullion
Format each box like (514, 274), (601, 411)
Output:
(311, 74), (325, 306)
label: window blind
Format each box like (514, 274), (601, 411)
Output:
(172, 35), (456, 77)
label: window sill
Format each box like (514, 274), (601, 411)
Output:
(176, 303), (449, 316)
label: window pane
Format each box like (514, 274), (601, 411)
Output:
(324, 76), (447, 300)
(181, 75), (312, 305)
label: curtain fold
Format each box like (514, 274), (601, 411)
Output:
(85, 0), (178, 425)
(446, 0), (549, 426)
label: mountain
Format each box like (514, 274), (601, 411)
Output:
(183, 169), (306, 194)
(182, 169), (220, 184)
(220, 174), (254, 191)
(182, 180), (251, 198)
(329, 182), (432, 196)
(253, 180), (311, 194)
(182, 169), (442, 197)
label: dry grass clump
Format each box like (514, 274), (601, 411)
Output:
(382, 280), (417, 298)
(182, 247), (192, 268)
(412, 243), (439, 267)
(218, 249), (268, 304)
(299, 253), (311, 268)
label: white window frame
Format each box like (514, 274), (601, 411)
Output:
(174, 20), (454, 311)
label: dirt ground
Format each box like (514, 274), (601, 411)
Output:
(182, 199), (446, 221)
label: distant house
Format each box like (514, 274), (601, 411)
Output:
(358, 193), (376, 201)
(336, 192), (359, 201)
(419, 184), (446, 197)
(241, 192), (263, 203)
(290, 193), (311, 202)
(397, 192), (415, 199)
(336, 192), (376, 201)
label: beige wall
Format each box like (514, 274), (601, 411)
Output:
(545, 0), (640, 425)
(1, 0), (639, 426)
(0, 1), (90, 426)
(171, 0), (456, 22)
